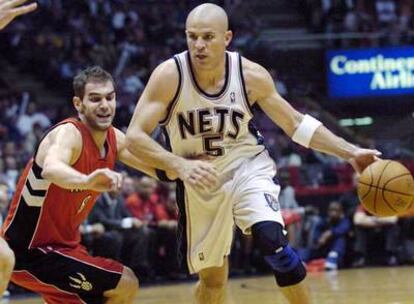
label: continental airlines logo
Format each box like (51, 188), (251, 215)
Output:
(330, 54), (414, 90)
(69, 272), (93, 291)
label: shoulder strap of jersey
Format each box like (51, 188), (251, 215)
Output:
(33, 117), (84, 159)
(106, 126), (118, 160)
(159, 54), (184, 126)
(235, 52), (254, 116)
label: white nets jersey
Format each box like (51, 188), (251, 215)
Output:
(160, 51), (265, 174)
(158, 51), (283, 274)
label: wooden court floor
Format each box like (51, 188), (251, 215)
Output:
(7, 266), (414, 304)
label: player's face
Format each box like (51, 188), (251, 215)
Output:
(186, 26), (232, 70)
(77, 81), (116, 131)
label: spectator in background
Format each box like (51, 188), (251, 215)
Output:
(16, 99), (51, 137)
(125, 176), (157, 224)
(374, 0), (402, 45)
(80, 220), (118, 258)
(269, 68), (288, 97)
(0, 180), (9, 227)
(121, 175), (136, 200)
(375, 0), (397, 28)
(0, 179), (12, 299)
(300, 201), (351, 270)
(3, 155), (19, 193)
(277, 144), (302, 168)
(352, 205), (399, 267)
(89, 189), (156, 281)
(151, 183), (183, 279)
(398, 213), (414, 264)
(343, 7), (359, 32)
(324, 0), (351, 34)
(338, 173), (360, 218)
(24, 122), (44, 155)
(120, 66), (144, 96)
(279, 172), (304, 248)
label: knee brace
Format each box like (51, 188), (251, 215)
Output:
(252, 221), (306, 287)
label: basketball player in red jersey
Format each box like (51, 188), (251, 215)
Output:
(1, 66), (174, 303)
(0, 0), (37, 296)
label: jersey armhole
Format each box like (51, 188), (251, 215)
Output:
(159, 56), (183, 126)
(34, 120), (83, 168)
(238, 54), (254, 117)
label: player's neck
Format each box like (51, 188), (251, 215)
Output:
(192, 58), (226, 92)
(79, 116), (108, 150)
(88, 130), (107, 153)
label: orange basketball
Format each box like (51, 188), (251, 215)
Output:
(357, 160), (414, 217)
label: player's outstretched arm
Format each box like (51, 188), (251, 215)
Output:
(115, 128), (177, 180)
(126, 59), (184, 171)
(38, 124), (122, 192)
(242, 57), (380, 173)
(125, 60), (218, 189)
(0, 0), (37, 30)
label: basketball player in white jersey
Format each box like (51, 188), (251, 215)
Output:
(126, 3), (380, 303)
(0, 0), (37, 296)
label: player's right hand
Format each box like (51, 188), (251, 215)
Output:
(0, 0), (37, 30)
(348, 148), (382, 174)
(85, 168), (123, 192)
(176, 159), (219, 191)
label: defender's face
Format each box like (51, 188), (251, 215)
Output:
(186, 25), (232, 70)
(77, 81), (116, 131)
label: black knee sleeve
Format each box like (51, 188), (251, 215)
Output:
(252, 221), (306, 287)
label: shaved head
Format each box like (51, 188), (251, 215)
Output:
(185, 3), (232, 71)
(186, 3), (228, 32)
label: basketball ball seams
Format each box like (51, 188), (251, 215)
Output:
(408, 197), (414, 210)
(382, 173), (413, 193)
(358, 164), (375, 201)
(373, 160), (392, 214)
(359, 185), (371, 201)
(381, 190), (399, 214)
(358, 181), (413, 196)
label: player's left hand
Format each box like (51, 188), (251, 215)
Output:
(348, 148), (382, 174)
(0, 0), (37, 30)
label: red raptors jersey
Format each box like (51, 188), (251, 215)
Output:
(2, 118), (117, 251)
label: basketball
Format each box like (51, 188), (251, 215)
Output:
(357, 160), (414, 217)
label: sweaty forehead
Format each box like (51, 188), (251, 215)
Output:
(84, 81), (114, 96)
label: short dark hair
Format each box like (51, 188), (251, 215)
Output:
(73, 66), (115, 99)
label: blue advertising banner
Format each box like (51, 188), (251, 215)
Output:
(326, 47), (414, 98)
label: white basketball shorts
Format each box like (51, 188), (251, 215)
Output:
(178, 150), (284, 274)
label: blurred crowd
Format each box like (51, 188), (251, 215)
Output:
(1, 82), (413, 288)
(0, 0), (413, 298)
(301, 0), (414, 46)
(0, 0), (259, 130)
